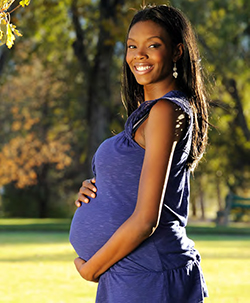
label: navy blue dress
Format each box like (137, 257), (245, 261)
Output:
(70, 90), (208, 303)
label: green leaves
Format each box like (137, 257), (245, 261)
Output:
(0, 0), (30, 48)
(0, 18), (22, 48)
(6, 23), (15, 48)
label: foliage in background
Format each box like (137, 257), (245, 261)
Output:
(0, 0), (249, 218)
(0, 0), (76, 217)
(185, 0), (250, 218)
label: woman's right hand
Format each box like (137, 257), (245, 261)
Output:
(75, 178), (97, 207)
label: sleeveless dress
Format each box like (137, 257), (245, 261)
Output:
(69, 90), (208, 303)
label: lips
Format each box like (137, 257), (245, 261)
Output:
(134, 64), (153, 74)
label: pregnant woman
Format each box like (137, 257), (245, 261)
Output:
(70, 4), (209, 303)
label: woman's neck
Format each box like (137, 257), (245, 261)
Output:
(143, 80), (179, 101)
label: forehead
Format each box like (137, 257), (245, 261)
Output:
(128, 20), (170, 41)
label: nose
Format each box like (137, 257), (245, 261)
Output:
(134, 49), (148, 60)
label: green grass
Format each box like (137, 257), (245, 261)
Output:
(192, 235), (250, 303)
(0, 219), (249, 302)
(0, 231), (97, 303)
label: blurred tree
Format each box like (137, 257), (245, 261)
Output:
(0, 0), (130, 217)
(70, 0), (129, 175)
(0, 0), (76, 217)
(0, 56), (73, 217)
(181, 0), (250, 217)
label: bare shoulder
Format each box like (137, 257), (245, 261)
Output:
(146, 99), (181, 131)
(150, 99), (180, 119)
(145, 99), (187, 143)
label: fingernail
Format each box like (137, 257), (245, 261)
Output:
(84, 198), (89, 203)
(91, 193), (95, 198)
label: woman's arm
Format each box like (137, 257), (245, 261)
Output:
(75, 100), (184, 282)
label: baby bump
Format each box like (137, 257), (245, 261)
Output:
(69, 194), (133, 261)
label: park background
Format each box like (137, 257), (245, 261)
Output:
(0, 0), (249, 302)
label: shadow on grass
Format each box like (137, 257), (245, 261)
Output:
(1, 218), (250, 236)
(0, 218), (71, 232)
(0, 250), (76, 263)
(186, 224), (250, 236)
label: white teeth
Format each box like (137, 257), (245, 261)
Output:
(136, 66), (151, 71)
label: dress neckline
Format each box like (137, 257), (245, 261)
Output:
(132, 90), (187, 116)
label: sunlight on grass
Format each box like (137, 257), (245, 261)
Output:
(0, 231), (249, 303)
(0, 232), (97, 303)
(193, 235), (250, 303)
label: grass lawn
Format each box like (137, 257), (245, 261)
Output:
(0, 220), (249, 302)
(193, 235), (250, 303)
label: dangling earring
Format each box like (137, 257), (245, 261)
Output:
(173, 62), (178, 79)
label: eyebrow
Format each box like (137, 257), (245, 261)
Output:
(127, 36), (164, 42)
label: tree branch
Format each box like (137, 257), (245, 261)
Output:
(70, 0), (89, 71)
(225, 78), (250, 141)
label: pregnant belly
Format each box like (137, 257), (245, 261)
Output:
(69, 194), (133, 261)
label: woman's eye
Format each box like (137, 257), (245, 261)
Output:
(127, 45), (136, 49)
(149, 44), (160, 48)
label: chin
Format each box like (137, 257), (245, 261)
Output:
(135, 78), (153, 86)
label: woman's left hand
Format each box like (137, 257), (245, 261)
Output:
(74, 257), (99, 283)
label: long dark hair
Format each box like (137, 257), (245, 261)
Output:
(121, 4), (209, 171)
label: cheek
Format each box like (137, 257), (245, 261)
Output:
(157, 53), (172, 71)
(126, 55), (134, 74)
(155, 51), (168, 63)
(126, 52), (132, 65)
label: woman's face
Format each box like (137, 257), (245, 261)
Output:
(126, 20), (174, 88)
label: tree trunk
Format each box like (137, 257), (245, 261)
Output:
(37, 164), (50, 218)
(191, 197), (197, 217)
(71, 0), (125, 177)
(216, 177), (223, 211)
(226, 78), (250, 141)
(198, 176), (206, 220)
(0, 48), (9, 76)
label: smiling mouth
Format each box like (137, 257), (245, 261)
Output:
(135, 65), (152, 72)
